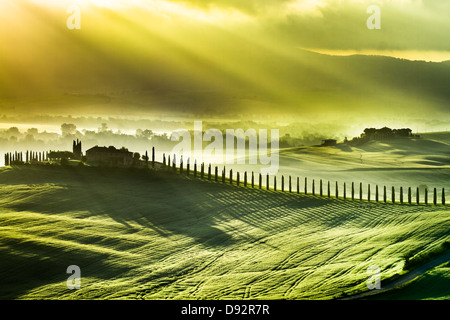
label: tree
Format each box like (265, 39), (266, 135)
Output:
(27, 128), (38, 135)
(378, 127), (393, 138)
(142, 151), (149, 163)
(133, 152), (140, 165)
(394, 128), (412, 137)
(98, 123), (110, 133)
(136, 129), (154, 139)
(363, 128), (377, 138)
(61, 123), (77, 136)
(6, 127), (20, 136)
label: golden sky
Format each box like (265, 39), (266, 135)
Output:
(1, 0), (449, 123)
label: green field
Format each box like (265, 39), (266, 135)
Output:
(366, 262), (450, 300)
(0, 165), (449, 299)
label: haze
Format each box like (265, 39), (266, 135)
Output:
(0, 0), (449, 131)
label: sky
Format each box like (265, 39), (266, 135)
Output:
(0, 0), (449, 130)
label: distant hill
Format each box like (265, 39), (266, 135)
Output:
(2, 26), (450, 119)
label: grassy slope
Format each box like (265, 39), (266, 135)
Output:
(0, 165), (449, 300)
(277, 134), (450, 198)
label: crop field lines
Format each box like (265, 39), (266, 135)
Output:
(0, 165), (449, 299)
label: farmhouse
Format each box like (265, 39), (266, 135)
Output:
(85, 146), (133, 166)
(360, 127), (418, 140)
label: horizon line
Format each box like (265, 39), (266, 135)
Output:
(301, 48), (450, 63)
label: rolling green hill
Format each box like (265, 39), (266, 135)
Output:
(0, 165), (449, 299)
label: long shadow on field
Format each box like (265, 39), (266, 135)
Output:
(2, 166), (445, 245)
(0, 166), (339, 249)
(1, 166), (238, 248)
(1, 166), (447, 299)
(0, 238), (131, 299)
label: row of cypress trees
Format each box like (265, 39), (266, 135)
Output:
(4, 151), (48, 165)
(157, 152), (446, 206)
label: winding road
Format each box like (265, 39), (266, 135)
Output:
(342, 252), (450, 300)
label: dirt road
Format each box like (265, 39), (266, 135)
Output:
(341, 252), (450, 300)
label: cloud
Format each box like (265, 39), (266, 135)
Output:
(1, 0), (449, 125)
(148, 0), (450, 51)
(165, 0), (291, 14)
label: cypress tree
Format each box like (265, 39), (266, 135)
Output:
(343, 182), (346, 199)
(392, 186), (395, 203)
(152, 147), (155, 168)
(222, 167), (225, 183)
(327, 181), (330, 198)
(335, 181), (338, 198)
(194, 160), (197, 177)
(352, 182), (355, 200)
(408, 187), (411, 204)
(305, 177), (307, 194)
(208, 164), (211, 180)
(360, 182), (363, 201)
(400, 187), (403, 204)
